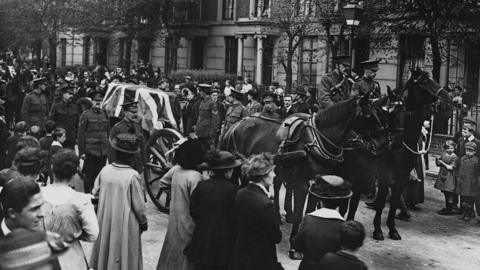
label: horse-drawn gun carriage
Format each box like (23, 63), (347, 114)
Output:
(102, 82), (184, 212)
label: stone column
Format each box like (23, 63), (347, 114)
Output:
(236, 35), (244, 76)
(255, 35), (265, 85)
(249, 0), (256, 18)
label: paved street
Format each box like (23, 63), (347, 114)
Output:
(82, 173), (480, 270)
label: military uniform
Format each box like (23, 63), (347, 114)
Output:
(351, 59), (382, 99)
(21, 90), (48, 129)
(317, 70), (351, 109)
(78, 107), (110, 193)
(196, 95), (220, 148)
(351, 77), (381, 98)
(108, 118), (145, 173)
(222, 101), (247, 135)
(50, 100), (78, 148)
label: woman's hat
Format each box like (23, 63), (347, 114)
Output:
(309, 175), (353, 200)
(230, 89), (243, 100)
(109, 133), (140, 154)
(465, 141), (477, 151)
(242, 153), (275, 179)
(0, 228), (66, 270)
(205, 150), (242, 170)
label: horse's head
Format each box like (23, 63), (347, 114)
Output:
(404, 67), (441, 111)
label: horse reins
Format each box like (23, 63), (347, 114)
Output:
(401, 113), (435, 155)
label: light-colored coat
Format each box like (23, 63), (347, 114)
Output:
(157, 165), (203, 270)
(90, 163), (147, 270)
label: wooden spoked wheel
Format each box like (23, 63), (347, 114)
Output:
(144, 128), (183, 213)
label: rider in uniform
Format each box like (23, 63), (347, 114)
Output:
(317, 55), (351, 110)
(351, 60), (382, 99)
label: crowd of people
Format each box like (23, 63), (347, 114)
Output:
(0, 54), (380, 270)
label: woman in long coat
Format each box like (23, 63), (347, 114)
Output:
(189, 150), (240, 270)
(157, 138), (206, 270)
(230, 153), (282, 270)
(90, 133), (148, 270)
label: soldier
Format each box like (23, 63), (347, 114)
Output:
(292, 86), (311, 114)
(195, 84), (220, 150)
(78, 93), (110, 193)
(222, 89), (247, 136)
(351, 59), (382, 99)
(21, 77), (48, 129)
(317, 55), (351, 109)
(49, 85), (78, 148)
(108, 100), (145, 173)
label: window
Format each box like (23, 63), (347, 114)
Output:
(255, 0), (270, 17)
(225, 37), (237, 74)
(60, 38), (67, 68)
(223, 0), (234, 20)
(299, 37), (317, 86)
(400, 35), (425, 86)
(83, 37), (90, 66)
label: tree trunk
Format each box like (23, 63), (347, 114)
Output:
(285, 38), (294, 92)
(138, 37), (153, 65)
(125, 37), (133, 75)
(34, 40), (42, 67)
(429, 36), (441, 82)
(48, 36), (57, 69)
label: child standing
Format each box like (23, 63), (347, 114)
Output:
(456, 141), (480, 221)
(435, 140), (458, 215)
(50, 128), (66, 156)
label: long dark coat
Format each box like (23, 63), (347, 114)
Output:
(182, 97), (199, 136)
(189, 176), (238, 267)
(230, 183), (282, 270)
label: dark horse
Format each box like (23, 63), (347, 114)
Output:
(219, 96), (372, 256)
(339, 68), (448, 241)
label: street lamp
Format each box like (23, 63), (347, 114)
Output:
(342, 0), (364, 75)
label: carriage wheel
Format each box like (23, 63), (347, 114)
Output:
(144, 128), (184, 213)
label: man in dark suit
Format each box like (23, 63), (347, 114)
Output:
(5, 121), (26, 168)
(0, 177), (44, 238)
(231, 153), (282, 270)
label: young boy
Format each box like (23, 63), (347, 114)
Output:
(317, 220), (368, 270)
(456, 141), (480, 221)
(39, 120), (56, 151)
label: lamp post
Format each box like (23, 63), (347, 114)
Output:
(342, 1), (364, 75)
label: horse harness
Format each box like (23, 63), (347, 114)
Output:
(277, 114), (344, 163)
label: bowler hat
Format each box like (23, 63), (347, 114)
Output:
(309, 175), (353, 200)
(294, 86), (306, 96)
(361, 60), (380, 71)
(205, 150), (242, 170)
(0, 228), (66, 270)
(465, 141), (477, 151)
(109, 133), (140, 154)
(332, 55), (351, 66)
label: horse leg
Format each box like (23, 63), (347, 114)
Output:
(346, 189), (361, 220)
(373, 185), (389, 240)
(387, 177), (407, 240)
(289, 180), (308, 260)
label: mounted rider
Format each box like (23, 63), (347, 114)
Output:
(351, 60), (382, 99)
(317, 55), (352, 110)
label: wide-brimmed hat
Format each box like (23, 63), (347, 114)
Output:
(109, 133), (140, 154)
(309, 175), (353, 200)
(0, 228), (66, 270)
(198, 83), (212, 95)
(332, 55), (351, 66)
(465, 141), (477, 151)
(205, 150), (242, 170)
(361, 60), (380, 71)
(120, 100), (138, 108)
(32, 77), (48, 86)
(462, 116), (476, 131)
